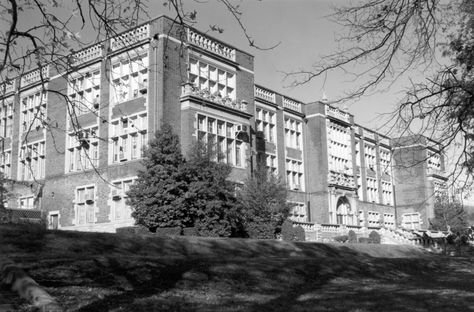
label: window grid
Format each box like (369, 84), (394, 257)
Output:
(364, 143), (377, 171)
(256, 107), (276, 143)
(286, 158), (304, 191)
(380, 148), (391, 175)
(266, 154), (278, 175)
(196, 114), (245, 168)
(401, 213), (422, 229)
(189, 57), (236, 100)
(75, 185), (95, 225)
(18, 141), (45, 181)
(0, 97), (14, 139)
(367, 211), (381, 227)
(66, 127), (99, 172)
(19, 195), (35, 209)
(381, 181), (393, 205)
(383, 213), (395, 228)
(284, 117), (302, 149)
(20, 90), (47, 133)
(366, 177), (379, 203)
(111, 178), (135, 221)
(327, 122), (352, 172)
(110, 113), (148, 163)
(289, 202), (307, 223)
(0, 150), (12, 179)
(110, 47), (149, 106)
(68, 68), (101, 116)
(427, 152), (442, 171)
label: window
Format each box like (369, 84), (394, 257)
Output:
(68, 67), (101, 116)
(189, 57), (235, 100)
(75, 185), (95, 225)
(111, 178), (135, 221)
(367, 211), (381, 227)
(0, 96), (14, 138)
(354, 139), (361, 167)
(381, 181), (393, 205)
(433, 180), (447, 197)
(266, 154), (278, 175)
(356, 175), (363, 199)
(66, 127), (99, 172)
(327, 122), (352, 172)
(18, 141), (45, 181)
(358, 210), (365, 226)
(19, 196), (34, 209)
(380, 148), (391, 175)
(284, 117), (302, 149)
(286, 158), (304, 191)
(110, 113), (148, 163)
(383, 213), (395, 228)
(20, 89), (47, 133)
(364, 143), (376, 171)
(289, 202), (307, 222)
(196, 114), (245, 167)
(366, 177), (379, 203)
(427, 151), (442, 171)
(110, 46), (149, 105)
(401, 212), (422, 230)
(256, 107), (276, 143)
(0, 150), (12, 179)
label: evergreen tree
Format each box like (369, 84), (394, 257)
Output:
(237, 164), (291, 239)
(127, 124), (189, 232)
(180, 141), (239, 237)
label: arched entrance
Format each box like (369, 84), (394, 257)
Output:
(336, 196), (352, 225)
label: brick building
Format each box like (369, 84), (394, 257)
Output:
(0, 16), (446, 232)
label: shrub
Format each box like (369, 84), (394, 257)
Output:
(334, 235), (349, 243)
(154, 227), (182, 236)
(293, 225), (306, 242)
(348, 230), (358, 243)
(281, 220), (306, 242)
(358, 237), (370, 244)
(369, 230), (381, 244)
(246, 221), (276, 239)
(183, 227), (198, 236)
(116, 226), (150, 235)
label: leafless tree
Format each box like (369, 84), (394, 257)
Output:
(284, 0), (474, 191)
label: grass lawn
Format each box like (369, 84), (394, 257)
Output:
(1, 224), (474, 312)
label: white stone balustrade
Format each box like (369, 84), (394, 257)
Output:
(379, 137), (390, 146)
(20, 66), (49, 87)
(282, 97), (302, 113)
(0, 81), (15, 96)
(110, 24), (150, 51)
(71, 44), (102, 66)
(292, 221), (316, 231)
(187, 29), (236, 61)
(326, 105), (350, 123)
(254, 86), (276, 103)
(364, 131), (375, 140)
(182, 83), (247, 112)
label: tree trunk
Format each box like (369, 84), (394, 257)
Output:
(0, 257), (62, 311)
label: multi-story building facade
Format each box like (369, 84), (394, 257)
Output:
(0, 16), (446, 232)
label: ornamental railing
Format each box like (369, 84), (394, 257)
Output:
(110, 24), (150, 51)
(181, 83), (247, 112)
(326, 105), (350, 123)
(282, 97), (302, 113)
(187, 28), (236, 61)
(254, 86), (276, 103)
(70, 44), (103, 66)
(20, 66), (50, 88)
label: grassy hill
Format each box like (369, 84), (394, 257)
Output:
(1, 224), (474, 312)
